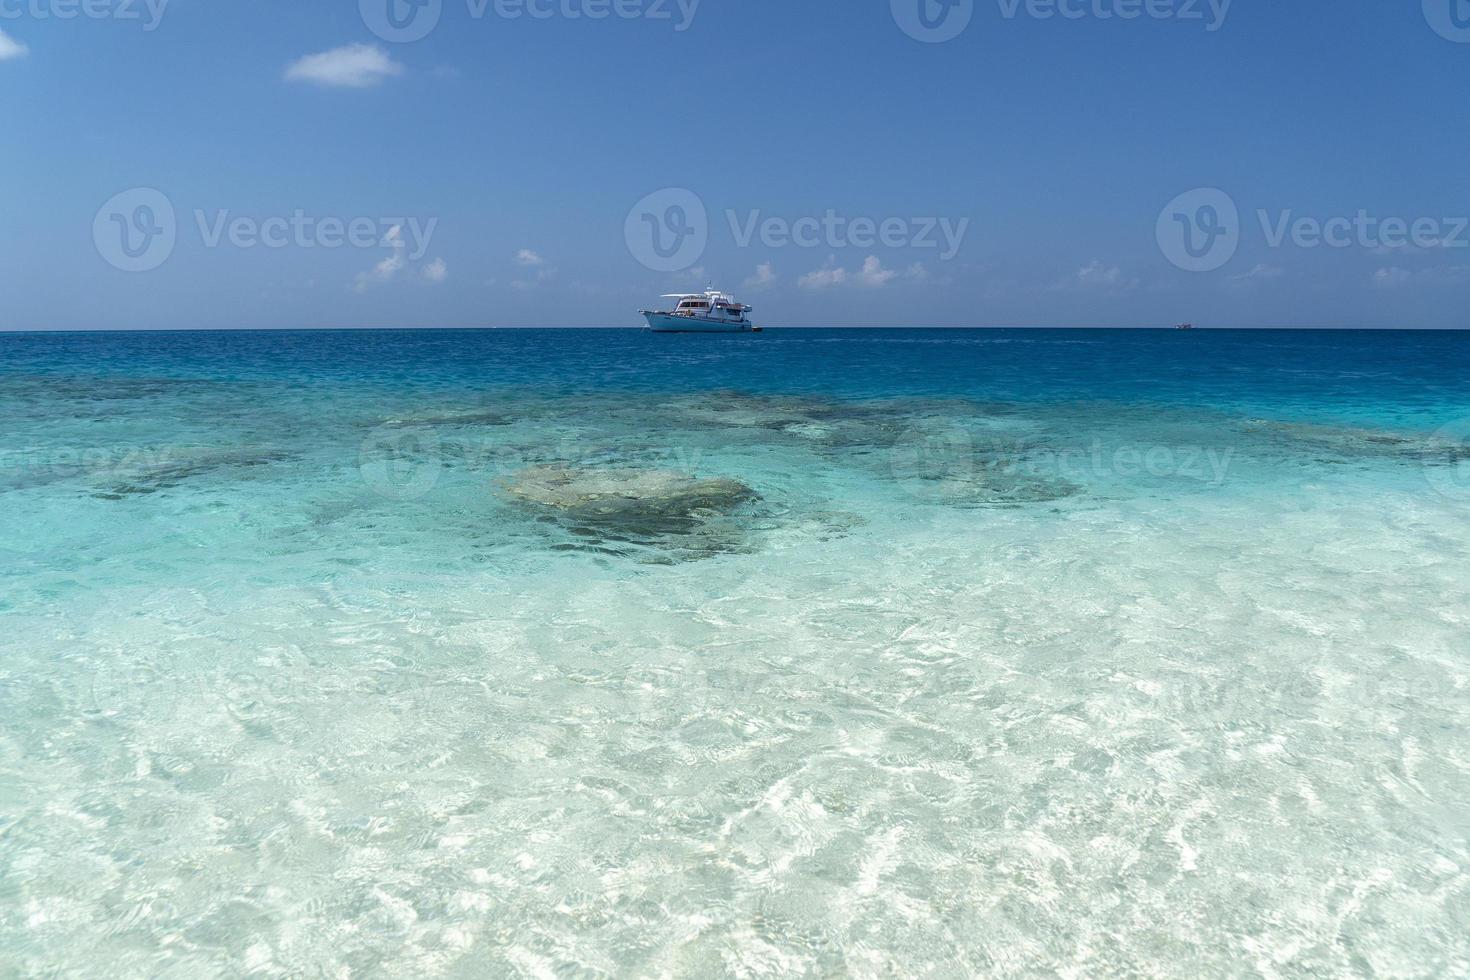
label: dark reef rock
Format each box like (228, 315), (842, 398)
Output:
(502, 465), (761, 560)
(97, 446), (297, 498)
(505, 465), (757, 517)
(1244, 419), (1470, 466)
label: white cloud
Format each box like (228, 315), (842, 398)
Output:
(1371, 267), (1412, 289)
(355, 252), (405, 290)
(353, 226), (449, 290)
(798, 255), (924, 290)
(354, 225), (406, 291)
(1369, 237), (1458, 256)
(669, 266), (709, 286)
(1371, 265), (1470, 289)
(1061, 260), (1138, 292)
(1426, 265), (1470, 284)
(0, 29), (28, 61)
(1229, 263), (1285, 283)
(858, 255), (898, 287)
(743, 262), (778, 290)
(508, 249), (558, 289)
(285, 44), (403, 89)
(512, 270), (557, 290)
(1081, 258), (1134, 289)
(799, 257), (848, 290)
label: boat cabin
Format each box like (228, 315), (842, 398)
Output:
(661, 289), (752, 323)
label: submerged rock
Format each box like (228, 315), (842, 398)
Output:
(903, 463), (1081, 508)
(662, 390), (995, 459)
(505, 465), (757, 517)
(502, 465), (760, 559)
(95, 446), (297, 498)
(887, 424), (1082, 508)
(1244, 419), (1470, 466)
(663, 390), (835, 431)
(379, 409), (514, 429)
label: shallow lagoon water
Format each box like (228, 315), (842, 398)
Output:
(2, 328), (1469, 976)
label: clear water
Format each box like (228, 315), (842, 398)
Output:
(2, 329), (1469, 977)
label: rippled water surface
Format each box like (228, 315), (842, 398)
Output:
(2, 329), (1469, 977)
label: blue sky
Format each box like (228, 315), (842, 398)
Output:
(2, 0), (1468, 329)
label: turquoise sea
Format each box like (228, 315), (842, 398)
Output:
(2, 328), (1469, 977)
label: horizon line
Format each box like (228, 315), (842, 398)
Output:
(3, 325), (1468, 335)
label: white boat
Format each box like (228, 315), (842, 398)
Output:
(641, 288), (760, 333)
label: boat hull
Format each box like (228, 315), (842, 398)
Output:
(643, 312), (755, 334)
